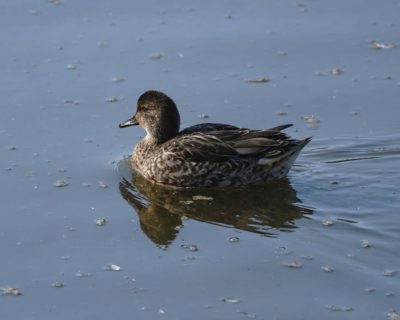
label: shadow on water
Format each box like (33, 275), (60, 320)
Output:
(117, 160), (313, 247)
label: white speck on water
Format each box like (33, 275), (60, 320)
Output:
(385, 292), (395, 297)
(1, 287), (22, 296)
(361, 239), (372, 248)
(75, 271), (88, 278)
(330, 68), (343, 75)
(326, 305), (353, 312)
(365, 287), (376, 293)
(192, 195), (213, 201)
(302, 255), (313, 260)
(53, 180), (68, 187)
(30, 9), (40, 15)
(179, 200), (194, 205)
(112, 76), (126, 83)
(322, 266), (334, 273)
(49, 0), (63, 5)
(94, 218), (108, 226)
(247, 76), (270, 83)
(302, 115), (320, 127)
(66, 64), (77, 70)
(386, 310), (400, 320)
(159, 309), (165, 314)
(105, 96), (118, 103)
(276, 111), (288, 116)
(220, 297), (241, 304)
(81, 182), (91, 187)
(228, 236), (240, 243)
(368, 40), (397, 49)
(181, 244), (199, 252)
(198, 113), (210, 119)
(104, 264), (122, 271)
(52, 281), (64, 288)
(383, 270), (396, 277)
(323, 220), (335, 226)
(98, 181), (109, 188)
(149, 52), (163, 60)
(282, 261), (302, 268)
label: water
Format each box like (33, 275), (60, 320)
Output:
(1, 0), (399, 319)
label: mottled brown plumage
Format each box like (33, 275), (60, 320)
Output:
(119, 90), (311, 187)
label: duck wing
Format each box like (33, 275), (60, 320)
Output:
(165, 133), (239, 162)
(166, 124), (304, 163)
(179, 123), (239, 135)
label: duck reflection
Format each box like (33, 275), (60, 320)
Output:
(119, 172), (313, 247)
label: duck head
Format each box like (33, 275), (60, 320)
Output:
(119, 90), (181, 144)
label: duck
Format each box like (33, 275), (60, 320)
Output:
(119, 90), (311, 187)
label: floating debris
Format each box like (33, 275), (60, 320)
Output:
(181, 244), (199, 252)
(302, 115), (320, 127)
(104, 264), (121, 271)
(247, 76), (270, 83)
(383, 270), (396, 277)
(75, 271), (88, 278)
(180, 200), (194, 205)
(386, 310), (400, 320)
(149, 52), (163, 60)
(220, 297), (241, 304)
(361, 239), (372, 248)
(326, 305), (353, 312)
(192, 195), (213, 201)
(159, 309), (165, 314)
(94, 218), (108, 226)
(282, 261), (302, 268)
(302, 255), (313, 260)
(30, 9), (40, 15)
(66, 64), (77, 70)
(105, 96), (118, 103)
(228, 236), (240, 243)
(52, 281), (64, 288)
(112, 76), (126, 83)
(330, 68), (343, 76)
(64, 99), (80, 105)
(385, 292), (395, 297)
(53, 180), (68, 187)
(365, 287), (376, 293)
(49, 0), (63, 5)
(276, 111), (288, 116)
(1, 287), (22, 296)
(321, 266), (334, 273)
(369, 40), (397, 50)
(198, 113), (210, 119)
(98, 181), (109, 188)
(322, 220), (335, 226)
(7, 145), (17, 151)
